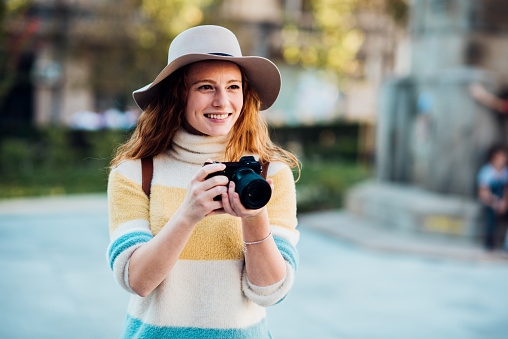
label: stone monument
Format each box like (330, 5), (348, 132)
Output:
(347, 0), (508, 240)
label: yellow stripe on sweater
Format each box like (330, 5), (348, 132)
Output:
(150, 185), (244, 260)
(108, 171), (149, 235)
(265, 166), (298, 231)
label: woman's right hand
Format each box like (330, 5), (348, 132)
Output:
(128, 161), (228, 297)
(177, 161), (229, 224)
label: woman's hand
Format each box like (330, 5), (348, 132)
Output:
(177, 162), (229, 224)
(220, 179), (274, 219)
(222, 178), (286, 287)
(129, 161), (228, 297)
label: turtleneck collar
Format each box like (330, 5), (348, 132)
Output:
(168, 128), (230, 165)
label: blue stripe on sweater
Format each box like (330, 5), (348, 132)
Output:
(274, 235), (299, 271)
(121, 314), (272, 339)
(108, 231), (153, 270)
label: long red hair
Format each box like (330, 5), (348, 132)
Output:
(111, 62), (299, 173)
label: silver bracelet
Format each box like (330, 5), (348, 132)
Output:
(242, 231), (272, 253)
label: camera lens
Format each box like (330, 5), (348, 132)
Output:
(232, 168), (272, 209)
(248, 186), (265, 202)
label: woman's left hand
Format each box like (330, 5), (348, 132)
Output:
(223, 178), (286, 287)
(221, 179), (274, 219)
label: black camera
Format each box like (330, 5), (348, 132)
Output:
(204, 156), (272, 209)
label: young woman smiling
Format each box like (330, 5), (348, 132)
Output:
(107, 25), (299, 338)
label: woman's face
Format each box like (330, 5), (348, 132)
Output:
(184, 60), (243, 136)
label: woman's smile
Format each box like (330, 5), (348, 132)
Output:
(204, 113), (232, 120)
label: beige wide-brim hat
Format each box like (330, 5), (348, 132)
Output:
(133, 25), (281, 111)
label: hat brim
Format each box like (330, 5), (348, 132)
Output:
(133, 54), (281, 111)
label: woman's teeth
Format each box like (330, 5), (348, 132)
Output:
(206, 114), (229, 120)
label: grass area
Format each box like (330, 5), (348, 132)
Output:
(295, 160), (372, 213)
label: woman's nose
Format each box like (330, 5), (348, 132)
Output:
(212, 89), (227, 107)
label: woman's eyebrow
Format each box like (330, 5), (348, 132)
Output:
(191, 79), (242, 86)
(190, 79), (214, 86)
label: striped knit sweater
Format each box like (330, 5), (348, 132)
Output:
(107, 128), (299, 338)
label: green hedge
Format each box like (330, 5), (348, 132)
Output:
(270, 122), (360, 161)
(294, 160), (371, 213)
(0, 124), (372, 211)
(0, 127), (128, 198)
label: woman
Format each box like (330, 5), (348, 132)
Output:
(107, 25), (300, 338)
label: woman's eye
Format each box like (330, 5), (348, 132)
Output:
(198, 85), (213, 90)
(229, 85), (241, 90)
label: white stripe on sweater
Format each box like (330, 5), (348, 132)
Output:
(127, 259), (266, 329)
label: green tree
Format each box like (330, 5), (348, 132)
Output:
(281, 0), (408, 78)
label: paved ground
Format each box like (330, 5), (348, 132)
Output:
(1, 194), (508, 338)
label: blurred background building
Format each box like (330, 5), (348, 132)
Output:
(0, 0), (406, 129)
(3, 0), (508, 244)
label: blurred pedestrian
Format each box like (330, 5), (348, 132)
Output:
(106, 25), (300, 338)
(470, 83), (508, 115)
(477, 144), (508, 251)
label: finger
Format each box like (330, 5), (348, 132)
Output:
(187, 177), (227, 207)
(266, 178), (274, 191)
(227, 182), (262, 216)
(227, 181), (244, 215)
(193, 185), (227, 207)
(204, 185), (228, 201)
(221, 191), (236, 216)
(196, 162), (226, 182)
(201, 175), (229, 192)
(206, 207), (226, 217)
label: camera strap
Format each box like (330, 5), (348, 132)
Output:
(261, 162), (269, 180)
(141, 156), (154, 200)
(141, 156), (269, 201)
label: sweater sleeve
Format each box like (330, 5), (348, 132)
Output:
(106, 160), (153, 294)
(241, 162), (299, 306)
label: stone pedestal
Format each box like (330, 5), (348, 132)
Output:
(348, 0), (508, 240)
(346, 181), (482, 240)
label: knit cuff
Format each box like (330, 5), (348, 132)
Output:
(107, 220), (153, 294)
(111, 241), (146, 294)
(246, 273), (286, 296)
(242, 261), (295, 307)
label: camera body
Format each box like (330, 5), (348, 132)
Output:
(204, 156), (271, 209)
